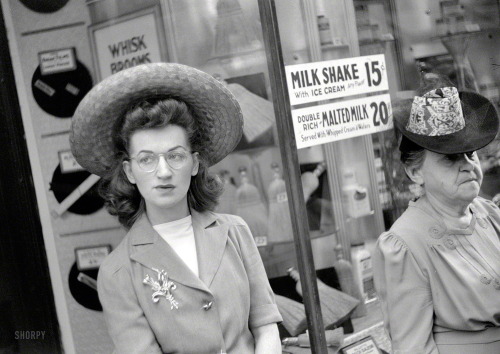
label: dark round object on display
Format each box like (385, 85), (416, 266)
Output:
(68, 263), (102, 311)
(49, 164), (104, 215)
(31, 60), (93, 118)
(18, 0), (69, 13)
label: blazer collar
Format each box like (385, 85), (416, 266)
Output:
(129, 210), (229, 292)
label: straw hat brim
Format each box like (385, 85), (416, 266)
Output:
(70, 63), (243, 177)
(394, 91), (499, 154)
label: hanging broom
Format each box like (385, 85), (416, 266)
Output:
(274, 294), (308, 336)
(212, 0), (263, 58)
(288, 267), (359, 329)
(266, 162), (293, 243)
(226, 82), (274, 144)
(235, 166), (268, 238)
(216, 170), (237, 214)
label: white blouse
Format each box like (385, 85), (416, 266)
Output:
(153, 215), (199, 277)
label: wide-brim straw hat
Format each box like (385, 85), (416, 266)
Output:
(394, 88), (499, 154)
(70, 63), (243, 177)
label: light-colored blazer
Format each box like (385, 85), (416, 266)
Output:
(97, 210), (282, 354)
(373, 196), (500, 354)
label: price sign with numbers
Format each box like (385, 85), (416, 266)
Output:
(254, 236), (268, 247)
(341, 336), (383, 354)
(285, 54), (388, 106)
(291, 93), (392, 149)
(38, 48), (77, 75)
(58, 150), (85, 173)
(75, 245), (112, 271)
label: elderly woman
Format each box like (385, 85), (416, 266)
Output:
(373, 83), (500, 354)
(70, 63), (282, 353)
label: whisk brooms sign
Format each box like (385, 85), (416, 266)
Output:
(89, 6), (166, 80)
(292, 94), (392, 149)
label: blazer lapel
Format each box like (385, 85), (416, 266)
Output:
(129, 214), (210, 293)
(192, 210), (229, 288)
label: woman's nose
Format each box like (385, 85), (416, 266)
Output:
(460, 154), (475, 170)
(156, 155), (173, 177)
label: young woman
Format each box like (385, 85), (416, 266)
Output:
(373, 82), (500, 354)
(70, 63), (282, 353)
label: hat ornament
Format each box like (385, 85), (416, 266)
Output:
(407, 87), (465, 137)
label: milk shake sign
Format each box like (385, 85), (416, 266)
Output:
(285, 54), (388, 105)
(285, 54), (392, 148)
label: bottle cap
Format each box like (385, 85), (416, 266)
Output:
(334, 244), (344, 259)
(342, 168), (356, 185)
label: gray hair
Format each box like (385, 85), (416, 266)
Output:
(401, 148), (426, 181)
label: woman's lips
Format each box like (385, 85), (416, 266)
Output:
(460, 177), (477, 184)
(155, 184), (174, 190)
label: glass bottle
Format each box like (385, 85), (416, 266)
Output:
(351, 242), (376, 304)
(334, 244), (367, 318)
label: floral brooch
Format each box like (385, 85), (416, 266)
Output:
(143, 268), (179, 309)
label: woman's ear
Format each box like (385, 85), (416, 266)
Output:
(405, 165), (424, 186)
(191, 152), (200, 176)
(122, 160), (136, 184)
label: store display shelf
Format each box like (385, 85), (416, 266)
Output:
(232, 144), (277, 157)
(345, 210), (375, 223)
(257, 228), (340, 248)
(321, 43), (349, 50)
(208, 47), (264, 61)
(359, 38), (395, 46)
(59, 224), (122, 237)
(430, 29), (484, 41)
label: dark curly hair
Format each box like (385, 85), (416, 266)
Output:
(99, 98), (223, 229)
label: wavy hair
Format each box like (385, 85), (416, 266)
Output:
(99, 98), (223, 229)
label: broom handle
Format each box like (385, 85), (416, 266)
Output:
(301, 162), (326, 200)
(312, 162), (326, 177)
(52, 174), (101, 217)
(282, 327), (344, 347)
(77, 272), (98, 291)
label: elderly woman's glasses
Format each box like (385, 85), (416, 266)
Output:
(129, 150), (193, 172)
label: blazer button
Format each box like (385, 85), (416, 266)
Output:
(477, 218), (488, 229)
(428, 225), (445, 239)
(480, 274), (491, 285)
(443, 237), (456, 250)
(202, 301), (213, 310)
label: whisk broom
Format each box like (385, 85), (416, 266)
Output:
(267, 162), (293, 243)
(216, 170), (237, 214)
(288, 267), (359, 329)
(235, 166), (268, 238)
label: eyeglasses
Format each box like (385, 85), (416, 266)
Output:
(129, 150), (193, 172)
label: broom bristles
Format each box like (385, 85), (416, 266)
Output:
(274, 295), (308, 336)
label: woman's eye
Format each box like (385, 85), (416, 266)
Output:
(444, 152), (476, 163)
(170, 153), (186, 161)
(139, 155), (155, 164)
(444, 154), (460, 162)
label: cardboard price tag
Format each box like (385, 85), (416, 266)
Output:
(341, 336), (382, 354)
